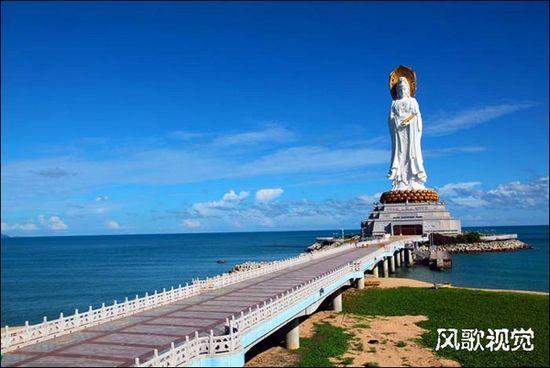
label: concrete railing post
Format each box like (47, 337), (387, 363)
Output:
(383, 258), (389, 277)
(333, 292), (343, 312)
(285, 318), (300, 350)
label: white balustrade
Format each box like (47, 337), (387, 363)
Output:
(2, 237), (418, 357)
(137, 238), (419, 367)
(1, 238), (368, 353)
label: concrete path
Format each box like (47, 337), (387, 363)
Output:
(2, 245), (379, 367)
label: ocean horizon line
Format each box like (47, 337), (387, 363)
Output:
(1, 224), (548, 239)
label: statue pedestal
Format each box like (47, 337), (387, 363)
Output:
(361, 190), (461, 238)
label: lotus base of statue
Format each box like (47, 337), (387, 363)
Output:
(379, 189), (439, 204)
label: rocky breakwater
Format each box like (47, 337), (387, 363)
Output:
(306, 235), (360, 253)
(228, 260), (274, 274)
(435, 239), (532, 254)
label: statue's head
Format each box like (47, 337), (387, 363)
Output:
(397, 77), (410, 98)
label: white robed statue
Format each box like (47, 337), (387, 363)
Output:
(388, 70), (427, 190)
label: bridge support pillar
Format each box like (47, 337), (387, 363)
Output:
(400, 249), (405, 265)
(389, 255), (395, 273)
(285, 318), (300, 350)
(406, 249), (412, 267)
(382, 258), (389, 277)
(372, 264), (379, 278)
(333, 292), (343, 312)
(395, 252), (401, 267)
(357, 277), (365, 290)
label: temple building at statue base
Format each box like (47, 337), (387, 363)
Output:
(361, 189), (461, 238)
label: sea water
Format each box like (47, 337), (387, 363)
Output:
(394, 225), (549, 292)
(1, 226), (547, 326)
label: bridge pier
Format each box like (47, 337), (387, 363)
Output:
(389, 255), (395, 273)
(382, 258), (389, 277)
(333, 292), (343, 312)
(395, 252), (401, 267)
(357, 276), (365, 290)
(400, 249), (405, 265)
(285, 318), (300, 350)
(406, 248), (412, 267)
(372, 263), (379, 278)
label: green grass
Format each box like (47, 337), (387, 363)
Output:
(363, 362), (379, 367)
(296, 322), (353, 367)
(353, 322), (371, 329)
(340, 357), (354, 366)
(395, 340), (407, 348)
(343, 287), (549, 367)
(351, 340), (364, 352)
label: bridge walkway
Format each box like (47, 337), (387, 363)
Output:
(2, 244), (383, 367)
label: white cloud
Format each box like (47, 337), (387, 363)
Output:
(182, 219), (201, 229)
(255, 188), (284, 203)
(1, 221), (37, 231)
(448, 195), (489, 208)
(212, 125), (295, 146)
(438, 177), (548, 209)
(357, 192), (383, 204)
(425, 146), (486, 157)
(169, 131), (203, 141)
(222, 190), (249, 201)
(106, 220), (121, 229)
(486, 177), (549, 207)
(3, 214), (68, 232)
(165, 177), (549, 231)
(438, 182), (482, 198)
(48, 216), (68, 230)
(1, 128), (391, 212)
(239, 146), (388, 177)
(192, 190), (250, 216)
(38, 214), (47, 226)
(426, 102), (536, 136)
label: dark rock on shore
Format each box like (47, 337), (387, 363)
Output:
(423, 239), (532, 254)
(228, 260), (274, 273)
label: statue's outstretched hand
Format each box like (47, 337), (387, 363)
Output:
(401, 114), (414, 126)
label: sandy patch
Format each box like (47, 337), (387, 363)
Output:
(453, 286), (548, 296)
(372, 277), (548, 295)
(373, 277), (434, 289)
(245, 346), (298, 367)
(246, 310), (460, 367)
(312, 311), (460, 367)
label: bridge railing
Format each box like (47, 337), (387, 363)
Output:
(138, 257), (356, 367)
(1, 238), (367, 353)
(1, 282), (203, 353)
(137, 238), (420, 367)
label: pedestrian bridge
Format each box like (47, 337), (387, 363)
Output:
(1, 235), (424, 367)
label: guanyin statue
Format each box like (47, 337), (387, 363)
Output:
(387, 66), (427, 191)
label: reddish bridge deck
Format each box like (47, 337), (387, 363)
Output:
(2, 245), (382, 367)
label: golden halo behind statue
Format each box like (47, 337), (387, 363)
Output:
(389, 65), (417, 100)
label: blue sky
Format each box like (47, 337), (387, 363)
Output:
(1, 1), (548, 236)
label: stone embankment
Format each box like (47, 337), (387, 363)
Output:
(229, 237), (359, 274)
(228, 260), (273, 273)
(432, 239), (532, 254)
(306, 241), (343, 253)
